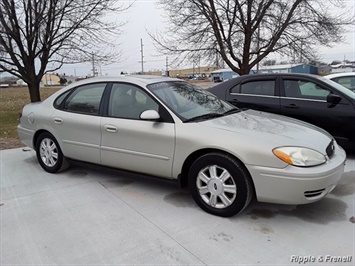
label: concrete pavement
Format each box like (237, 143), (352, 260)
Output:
(1, 148), (354, 265)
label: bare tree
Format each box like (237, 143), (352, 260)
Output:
(0, 0), (129, 102)
(151, 0), (354, 75)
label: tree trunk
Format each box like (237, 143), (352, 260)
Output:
(239, 62), (252, 75)
(28, 82), (41, 102)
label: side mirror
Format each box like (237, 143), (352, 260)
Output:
(140, 110), (160, 121)
(326, 94), (342, 105)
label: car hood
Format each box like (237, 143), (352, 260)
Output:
(199, 109), (333, 152)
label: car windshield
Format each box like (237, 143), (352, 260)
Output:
(148, 81), (236, 122)
(316, 75), (355, 99)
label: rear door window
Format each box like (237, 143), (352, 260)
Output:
(227, 78), (280, 113)
(54, 90), (72, 108)
(234, 80), (276, 96)
(62, 83), (106, 115)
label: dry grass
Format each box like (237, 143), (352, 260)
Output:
(0, 86), (62, 150)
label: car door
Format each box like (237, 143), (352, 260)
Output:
(226, 77), (281, 113)
(51, 82), (107, 164)
(280, 77), (354, 144)
(100, 83), (176, 178)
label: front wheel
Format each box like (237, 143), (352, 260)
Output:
(188, 152), (254, 217)
(35, 132), (69, 173)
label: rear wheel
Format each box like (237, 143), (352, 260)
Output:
(36, 132), (69, 173)
(188, 152), (253, 217)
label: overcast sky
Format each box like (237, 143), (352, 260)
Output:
(61, 0), (355, 77)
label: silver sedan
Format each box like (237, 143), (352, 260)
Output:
(18, 75), (346, 217)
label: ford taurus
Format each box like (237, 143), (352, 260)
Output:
(18, 75), (346, 217)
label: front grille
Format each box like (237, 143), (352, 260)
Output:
(304, 189), (326, 198)
(326, 140), (335, 158)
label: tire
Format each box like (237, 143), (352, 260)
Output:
(35, 132), (69, 173)
(188, 152), (254, 217)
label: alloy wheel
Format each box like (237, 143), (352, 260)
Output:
(39, 138), (59, 167)
(196, 165), (237, 209)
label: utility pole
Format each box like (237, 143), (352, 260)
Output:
(165, 56), (169, 76)
(138, 38), (146, 74)
(91, 52), (97, 76)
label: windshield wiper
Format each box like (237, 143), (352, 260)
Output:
(223, 107), (247, 116)
(184, 113), (224, 123)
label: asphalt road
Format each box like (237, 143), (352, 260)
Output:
(1, 148), (354, 265)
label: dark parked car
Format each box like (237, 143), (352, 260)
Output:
(208, 73), (355, 150)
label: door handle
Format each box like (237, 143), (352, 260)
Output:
(104, 125), (118, 133)
(54, 118), (63, 124)
(283, 104), (299, 109)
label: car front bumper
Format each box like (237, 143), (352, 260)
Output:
(246, 146), (347, 205)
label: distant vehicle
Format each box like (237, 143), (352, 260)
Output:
(188, 74), (205, 80)
(18, 75), (346, 217)
(213, 76), (222, 83)
(208, 73), (355, 150)
(324, 72), (355, 92)
(0, 83), (10, 88)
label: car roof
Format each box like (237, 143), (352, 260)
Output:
(208, 73), (319, 94)
(68, 75), (181, 88)
(236, 73), (317, 79)
(44, 75), (183, 104)
(324, 72), (355, 79)
(215, 73), (319, 84)
(207, 72), (355, 101)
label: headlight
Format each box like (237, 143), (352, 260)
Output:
(273, 147), (326, 167)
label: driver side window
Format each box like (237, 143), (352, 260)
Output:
(284, 79), (331, 100)
(108, 83), (159, 119)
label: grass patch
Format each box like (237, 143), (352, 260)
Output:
(0, 86), (62, 139)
